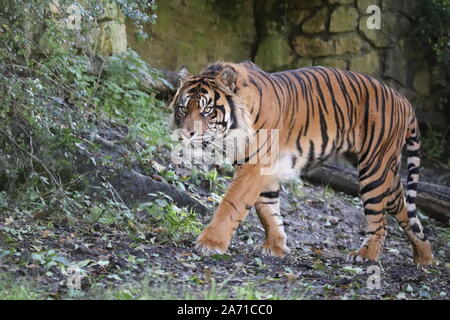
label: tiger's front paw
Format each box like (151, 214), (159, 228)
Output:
(346, 243), (382, 263)
(254, 234), (290, 258)
(195, 227), (230, 256)
(255, 242), (290, 258)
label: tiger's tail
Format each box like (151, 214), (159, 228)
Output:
(405, 116), (426, 240)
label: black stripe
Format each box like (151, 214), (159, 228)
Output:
(364, 209), (384, 215)
(260, 191), (280, 199)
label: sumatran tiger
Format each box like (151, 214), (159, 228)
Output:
(169, 61), (433, 266)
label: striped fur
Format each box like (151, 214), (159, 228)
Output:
(170, 61), (433, 265)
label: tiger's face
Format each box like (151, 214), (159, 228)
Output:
(171, 65), (239, 146)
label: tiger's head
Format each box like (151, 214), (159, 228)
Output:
(170, 63), (253, 155)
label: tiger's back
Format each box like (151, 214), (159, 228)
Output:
(242, 63), (413, 170)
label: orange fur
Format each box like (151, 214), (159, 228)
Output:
(170, 61), (433, 265)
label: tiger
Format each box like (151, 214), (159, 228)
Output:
(169, 61), (433, 266)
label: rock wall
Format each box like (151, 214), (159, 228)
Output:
(126, 0), (256, 73)
(36, 0), (127, 56)
(126, 0), (446, 129)
(252, 0), (444, 127)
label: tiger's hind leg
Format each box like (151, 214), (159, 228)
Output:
(254, 180), (290, 257)
(349, 208), (388, 263)
(348, 159), (393, 262)
(386, 176), (433, 266)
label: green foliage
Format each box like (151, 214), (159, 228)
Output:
(100, 49), (171, 145)
(421, 129), (450, 166)
(0, 276), (44, 300)
(1, 0), (155, 50)
(415, 0), (450, 66)
(0, 0), (200, 245)
(114, 0), (158, 41)
(191, 167), (231, 194)
(138, 193), (203, 241)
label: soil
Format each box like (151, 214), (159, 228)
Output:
(0, 117), (448, 300)
(0, 176), (448, 299)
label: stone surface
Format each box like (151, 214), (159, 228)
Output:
(335, 34), (364, 55)
(413, 65), (431, 96)
(384, 45), (408, 86)
(291, 0), (323, 9)
(255, 34), (294, 71)
(118, 0), (442, 124)
(357, 0), (380, 14)
(292, 36), (334, 57)
(126, 0), (256, 73)
(358, 15), (395, 48)
(97, 21), (127, 55)
(289, 57), (314, 69)
(329, 6), (359, 33)
(382, 0), (418, 18)
(315, 57), (347, 69)
(302, 7), (328, 33)
(98, 0), (124, 23)
(288, 9), (311, 26)
(329, 0), (354, 4)
(350, 50), (379, 75)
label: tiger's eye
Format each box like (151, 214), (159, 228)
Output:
(203, 107), (212, 114)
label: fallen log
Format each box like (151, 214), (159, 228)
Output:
(109, 169), (208, 215)
(303, 161), (450, 224)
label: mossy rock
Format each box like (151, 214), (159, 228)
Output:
(359, 11), (410, 48)
(126, 0), (255, 73)
(329, 6), (359, 33)
(357, 0), (380, 14)
(98, 0), (125, 23)
(97, 21), (127, 56)
(350, 50), (380, 76)
(414, 66), (431, 96)
(302, 7), (328, 34)
(383, 41), (410, 86)
(335, 34), (364, 55)
(289, 57), (314, 69)
(315, 57), (348, 69)
(292, 36), (334, 57)
(382, 0), (419, 18)
(255, 34), (294, 71)
(291, 0), (324, 10)
(329, 0), (354, 4)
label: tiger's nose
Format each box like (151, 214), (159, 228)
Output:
(182, 129), (195, 138)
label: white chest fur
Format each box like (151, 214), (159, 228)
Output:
(274, 153), (306, 181)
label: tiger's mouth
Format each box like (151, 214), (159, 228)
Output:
(201, 140), (210, 150)
(179, 131), (226, 150)
(175, 126), (255, 165)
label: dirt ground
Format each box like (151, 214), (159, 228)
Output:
(1, 174), (448, 299)
(0, 115), (448, 300)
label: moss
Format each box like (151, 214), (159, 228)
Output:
(335, 34), (364, 55)
(292, 36), (335, 57)
(255, 34), (294, 71)
(329, 6), (359, 33)
(315, 57), (347, 69)
(349, 50), (380, 76)
(126, 0), (255, 73)
(302, 7), (328, 34)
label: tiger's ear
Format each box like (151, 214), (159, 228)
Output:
(215, 65), (238, 93)
(178, 65), (192, 82)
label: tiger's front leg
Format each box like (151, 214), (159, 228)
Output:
(196, 165), (272, 255)
(254, 180), (290, 257)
